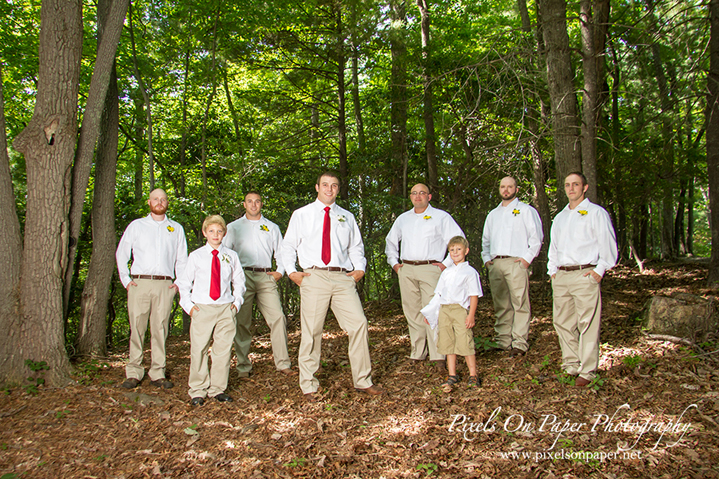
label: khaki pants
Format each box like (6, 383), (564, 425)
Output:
(552, 269), (602, 381)
(437, 304), (475, 356)
(298, 270), (373, 394)
(398, 263), (444, 361)
(188, 303), (236, 398)
(126, 278), (175, 381)
(488, 258), (531, 351)
(234, 271), (291, 373)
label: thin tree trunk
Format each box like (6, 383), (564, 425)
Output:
(707, 0), (719, 285)
(133, 96), (144, 202)
(62, 0), (129, 321)
(416, 0), (438, 197)
(336, 3), (348, 201)
(5, 0), (83, 385)
(180, 48), (191, 198)
(609, 39), (628, 260)
(200, 8), (221, 209)
(389, 0), (408, 198)
(540, 0), (581, 206)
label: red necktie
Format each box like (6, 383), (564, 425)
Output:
(322, 206), (331, 265)
(210, 249), (221, 300)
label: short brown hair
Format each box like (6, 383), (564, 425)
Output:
(448, 236), (469, 249)
(317, 170), (341, 186)
(202, 215), (226, 233)
(565, 171), (587, 186)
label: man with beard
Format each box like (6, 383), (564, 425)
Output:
(116, 189), (188, 389)
(385, 183), (464, 370)
(548, 172), (617, 387)
(481, 176), (543, 356)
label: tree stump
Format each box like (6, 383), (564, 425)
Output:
(642, 293), (718, 340)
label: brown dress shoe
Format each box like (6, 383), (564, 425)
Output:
(279, 368), (297, 376)
(355, 385), (384, 396)
(149, 378), (174, 389)
(575, 377), (591, 387)
(121, 378), (140, 389)
(509, 348), (526, 357)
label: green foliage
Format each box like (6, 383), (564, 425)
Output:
(74, 359), (110, 386)
(474, 337), (500, 352)
(284, 457), (307, 468)
(416, 463), (438, 476)
(23, 360), (49, 395)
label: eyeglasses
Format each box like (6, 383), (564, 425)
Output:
(410, 191), (429, 196)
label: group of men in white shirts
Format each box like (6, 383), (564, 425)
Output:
(116, 170), (617, 401)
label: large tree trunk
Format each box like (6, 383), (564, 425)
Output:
(389, 0), (409, 198)
(540, 0), (581, 205)
(708, 0), (719, 286)
(76, 62), (120, 357)
(62, 0), (129, 321)
(579, 0), (609, 203)
(416, 0), (438, 197)
(5, 0), (83, 385)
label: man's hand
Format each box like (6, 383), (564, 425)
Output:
(551, 274), (556, 280)
(289, 271), (310, 286)
(515, 258), (530, 269)
(392, 263), (402, 274)
(424, 317), (430, 326)
(584, 270), (602, 283)
(231, 304), (237, 312)
(169, 283), (179, 293)
(465, 315), (475, 329)
(432, 262), (447, 272)
(484, 261), (493, 267)
(126, 280), (138, 290)
(268, 271), (282, 282)
(347, 270), (364, 282)
(190, 305), (199, 317)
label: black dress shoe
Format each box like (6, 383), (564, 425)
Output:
(213, 393), (233, 402)
(191, 397), (205, 406)
(121, 378), (141, 389)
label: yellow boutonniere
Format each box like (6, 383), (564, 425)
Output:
(512, 209), (520, 216)
(260, 224), (269, 232)
(221, 254), (230, 263)
(423, 215), (432, 220)
(578, 210), (588, 216)
(167, 225), (175, 232)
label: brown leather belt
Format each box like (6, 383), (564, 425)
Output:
(244, 267), (272, 272)
(309, 266), (347, 272)
(558, 264), (595, 272)
(402, 260), (438, 265)
(493, 255), (512, 259)
(132, 275), (173, 281)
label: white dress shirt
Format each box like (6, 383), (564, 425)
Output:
(420, 261), (483, 330)
(176, 244), (246, 313)
(480, 198), (543, 264)
(116, 214), (188, 288)
(547, 198), (618, 277)
(385, 204), (465, 268)
(281, 200), (366, 273)
(223, 215), (285, 275)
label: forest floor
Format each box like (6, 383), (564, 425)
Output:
(1, 262), (718, 478)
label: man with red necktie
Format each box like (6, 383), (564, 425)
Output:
(281, 171), (383, 402)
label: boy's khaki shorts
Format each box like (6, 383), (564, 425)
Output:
(437, 304), (475, 356)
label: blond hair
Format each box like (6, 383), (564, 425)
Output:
(202, 215), (226, 233)
(448, 235), (468, 249)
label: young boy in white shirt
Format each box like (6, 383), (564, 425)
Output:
(176, 215), (246, 405)
(421, 236), (483, 388)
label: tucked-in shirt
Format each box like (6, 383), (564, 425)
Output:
(223, 215), (285, 275)
(420, 261), (483, 331)
(281, 200), (366, 273)
(547, 198), (618, 277)
(116, 214), (188, 288)
(481, 198), (543, 265)
(385, 204), (465, 268)
(176, 244), (246, 313)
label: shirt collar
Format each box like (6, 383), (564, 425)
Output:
(314, 199), (335, 212)
(499, 198), (519, 209)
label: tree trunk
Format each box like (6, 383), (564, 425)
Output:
(540, 0), (581, 205)
(389, 0), (408, 198)
(609, 39), (628, 260)
(76, 57), (120, 357)
(5, 0), (83, 385)
(708, 0), (719, 286)
(416, 0), (438, 197)
(200, 8), (221, 208)
(133, 96), (144, 202)
(62, 0), (129, 321)
(336, 3), (349, 201)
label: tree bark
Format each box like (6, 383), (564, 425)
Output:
(5, 0), (83, 385)
(416, 0), (438, 197)
(200, 8), (221, 209)
(336, 3), (349, 201)
(608, 39), (628, 260)
(540, 0), (581, 205)
(62, 0), (129, 321)
(389, 0), (408, 198)
(708, 0), (719, 286)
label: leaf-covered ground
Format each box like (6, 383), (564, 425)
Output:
(1, 262), (718, 478)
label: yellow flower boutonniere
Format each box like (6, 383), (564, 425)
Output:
(423, 215), (432, 220)
(167, 225), (175, 232)
(260, 224), (269, 232)
(337, 215), (347, 223)
(512, 209), (520, 217)
(578, 210), (588, 217)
